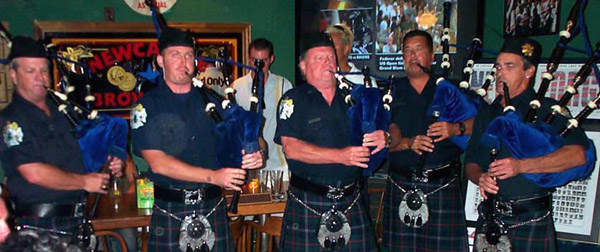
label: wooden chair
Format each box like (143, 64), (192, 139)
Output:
(242, 216), (282, 252)
(229, 217), (248, 251)
(94, 230), (128, 252)
(368, 187), (385, 245)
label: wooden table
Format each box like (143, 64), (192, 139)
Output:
(90, 192), (286, 231)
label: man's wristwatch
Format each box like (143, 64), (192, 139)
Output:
(385, 131), (392, 148)
(458, 122), (466, 136)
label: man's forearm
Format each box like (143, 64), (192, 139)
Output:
(519, 144), (586, 174)
(141, 150), (215, 184)
(281, 137), (343, 164)
(18, 163), (86, 190)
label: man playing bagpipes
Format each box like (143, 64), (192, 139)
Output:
(232, 38), (293, 180)
(130, 27), (263, 252)
(383, 30), (471, 251)
(465, 38), (589, 251)
(0, 36), (124, 246)
(274, 32), (386, 251)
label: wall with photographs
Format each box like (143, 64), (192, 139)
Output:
(483, 0), (600, 58)
(0, 0), (295, 82)
(296, 0), (482, 82)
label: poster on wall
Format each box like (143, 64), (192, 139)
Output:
(504, 0), (561, 37)
(464, 131), (600, 242)
(35, 21), (249, 117)
(372, 0), (458, 71)
(310, 0), (460, 75)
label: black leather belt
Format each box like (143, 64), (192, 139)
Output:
(15, 202), (86, 218)
(154, 185), (222, 205)
(290, 174), (358, 200)
(494, 195), (552, 216)
(390, 162), (456, 182)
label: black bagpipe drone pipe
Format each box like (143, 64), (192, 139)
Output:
(479, 0), (598, 188)
(522, 0), (583, 123)
(334, 66), (392, 175)
(46, 46), (129, 176)
(145, 0), (262, 214)
(440, 0), (452, 78)
(544, 44), (600, 124)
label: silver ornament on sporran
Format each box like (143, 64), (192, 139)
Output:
(398, 189), (429, 228)
(475, 218), (511, 252)
(75, 221), (97, 251)
(317, 206), (351, 251)
(179, 213), (215, 252)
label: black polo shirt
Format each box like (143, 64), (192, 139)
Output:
(465, 87), (589, 199)
(131, 79), (221, 189)
(0, 92), (86, 205)
(388, 77), (462, 171)
(274, 83), (360, 186)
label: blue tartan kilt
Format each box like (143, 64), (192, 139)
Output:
(279, 186), (378, 252)
(383, 172), (469, 252)
(147, 196), (234, 252)
(474, 209), (556, 252)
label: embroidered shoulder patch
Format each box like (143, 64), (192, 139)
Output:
(131, 104), (148, 129)
(279, 97), (294, 120)
(3, 121), (23, 147)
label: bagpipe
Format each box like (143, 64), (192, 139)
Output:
(144, 0), (262, 215)
(334, 66), (392, 176)
(0, 26), (128, 184)
(480, 0), (599, 188)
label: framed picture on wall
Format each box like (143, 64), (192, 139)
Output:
(504, 0), (561, 37)
(0, 22), (12, 110)
(34, 21), (250, 117)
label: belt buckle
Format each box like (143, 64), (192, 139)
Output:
(184, 188), (205, 205)
(494, 200), (513, 216)
(411, 169), (430, 183)
(326, 186), (344, 200)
